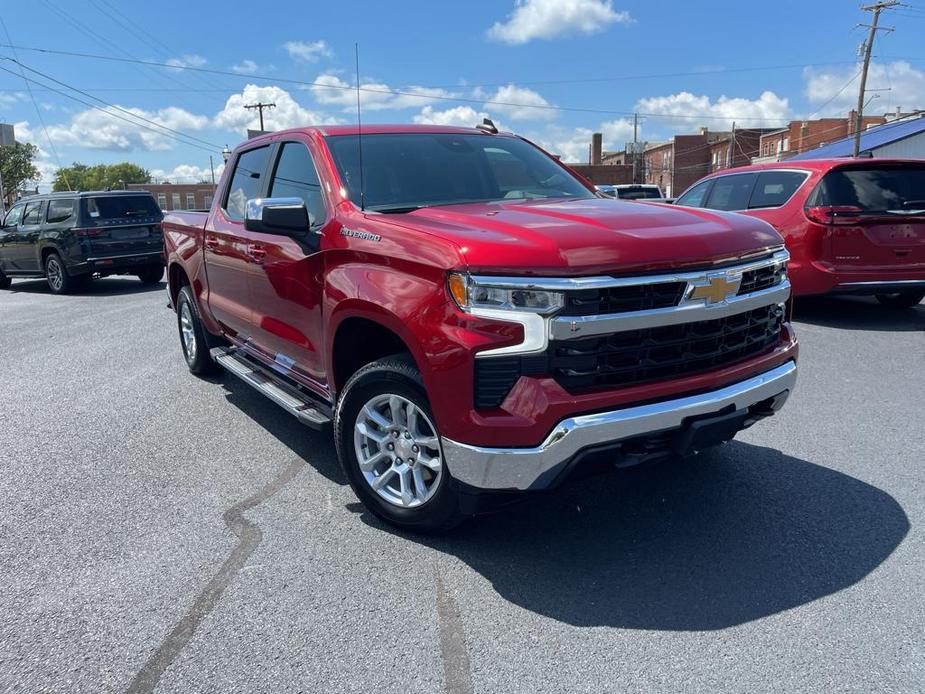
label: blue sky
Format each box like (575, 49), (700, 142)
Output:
(1, 0), (924, 188)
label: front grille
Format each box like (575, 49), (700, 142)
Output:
(548, 304), (784, 392)
(562, 282), (686, 316)
(738, 264), (786, 295)
(474, 304), (784, 406)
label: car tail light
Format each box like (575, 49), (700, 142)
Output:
(74, 227), (105, 237)
(804, 205), (864, 225)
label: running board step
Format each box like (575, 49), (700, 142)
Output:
(210, 347), (331, 430)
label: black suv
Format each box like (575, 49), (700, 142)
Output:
(0, 190), (165, 293)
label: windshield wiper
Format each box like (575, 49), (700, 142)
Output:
(370, 205), (426, 214)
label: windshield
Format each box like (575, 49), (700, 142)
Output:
(326, 133), (593, 211)
(616, 186), (662, 200)
(82, 194), (162, 221)
(809, 165), (925, 212)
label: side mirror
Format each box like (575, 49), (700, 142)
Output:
(244, 197), (310, 235)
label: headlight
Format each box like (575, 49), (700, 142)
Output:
(448, 273), (564, 314)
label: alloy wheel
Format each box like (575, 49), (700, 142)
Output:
(47, 258), (63, 291)
(179, 302), (197, 364)
(353, 393), (443, 508)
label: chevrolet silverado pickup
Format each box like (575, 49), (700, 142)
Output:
(163, 124), (798, 532)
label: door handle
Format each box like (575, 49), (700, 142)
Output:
(247, 244), (267, 263)
(204, 236), (219, 250)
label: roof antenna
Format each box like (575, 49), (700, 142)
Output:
(354, 43), (366, 212)
(476, 118), (498, 134)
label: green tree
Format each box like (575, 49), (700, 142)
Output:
(52, 161), (150, 191)
(0, 142), (41, 205)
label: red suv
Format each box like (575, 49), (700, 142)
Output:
(675, 159), (925, 307)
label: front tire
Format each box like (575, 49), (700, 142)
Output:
(875, 290), (925, 308)
(45, 252), (75, 294)
(334, 355), (465, 533)
(176, 285), (220, 375)
(137, 265), (164, 284)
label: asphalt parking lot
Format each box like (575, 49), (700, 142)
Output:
(1, 276), (923, 693)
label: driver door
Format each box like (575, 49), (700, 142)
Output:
(0, 202), (25, 271)
(245, 139), (329, 388)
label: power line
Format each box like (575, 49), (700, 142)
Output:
(2, 42), (913, 123)
(0, 63), (221, 155)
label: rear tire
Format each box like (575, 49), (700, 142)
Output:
(45, 252), (74, 294)
(176, 285), (220, 375)
(334, 355), (465, 533)
(875, 290), (925, 308)
(137, 265), (164, 284)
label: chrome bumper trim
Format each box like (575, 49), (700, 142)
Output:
(549, 280), (790, 339)
(837, 280), (925, 288)
(442, 361), (797, 491)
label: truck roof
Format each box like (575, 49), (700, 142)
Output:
(244, 123), (511, 146)
(18, 189), (156, 200)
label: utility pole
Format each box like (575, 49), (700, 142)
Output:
(632, 112), (639, 183)
(854, 1), (897, 157)
(0, 166), (6, 215)
(209, 155), (216, 185)
(244, 102), (276, 132)
(727, 121), (736, 169)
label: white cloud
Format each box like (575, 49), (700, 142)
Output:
(284, 40), (332, 63)
(413, 105), (497, 128)
(488, 0), (631, 44)
(12, 121), (58, 188)
(21, 105), (210, 152)
(634, 91), (791, 130)
(310, 73), (458, 111)
(232, 59), (258, 75)
(0, 92), (24, 110)
(166, 54), (207, 71)
(481, 84), (556, 121)
(533, 118), (635, 162)
(804, 61), (925, 117)
(150, 162), (224, 184)
(214, 84), (336, 134)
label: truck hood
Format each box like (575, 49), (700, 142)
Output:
(386, 198), (784, 275)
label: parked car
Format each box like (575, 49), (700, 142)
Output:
(673, 159), (925, 307)
(0, 190), (164, 293)
(164, 124), (797, 532)
(612, 184), (665, 200)
(595, 184), (618, 197)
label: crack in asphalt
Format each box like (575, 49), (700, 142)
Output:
(125, 459), (306, 693)
(435, 569), (474, 694)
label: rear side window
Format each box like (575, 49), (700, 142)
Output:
(224, 146), (271, 221)
(808, 166), (925, 211)
(84, 195), (160, 221)
(675, 179), (711, 207)
(46, 199), (76, 223)
(705, 173), (757, 211)
(269, 142), (327, 226)
(22, 201), (44, 225)
(748, 171), (807, 209)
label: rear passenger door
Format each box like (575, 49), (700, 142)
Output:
(205, 145), (272, 340)
(245, 139), (329, 387)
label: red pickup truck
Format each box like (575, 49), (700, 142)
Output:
(163, 124), (798, 531)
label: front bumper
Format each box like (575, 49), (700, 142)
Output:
(442, 360), (797, 491)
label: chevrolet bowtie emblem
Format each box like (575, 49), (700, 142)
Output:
(688, 274), (741, 304)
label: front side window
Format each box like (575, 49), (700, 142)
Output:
(704, 173), (758, 211)
(22, 201), (44, 225)
(748, 171), (807, 209)
(675, 179), (711, 208)
(269, 142), (327, 226)
(46, 199), (76, 223)
(2, 203), (24, 228)
(224, 146), (271, 221)
(326, 133), (593, 212)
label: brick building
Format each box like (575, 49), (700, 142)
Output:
(126, 182), (217, 211)
(643, 129), (730, 197)
(755, 112), (888, 162)
(708, 129), (769, 172)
